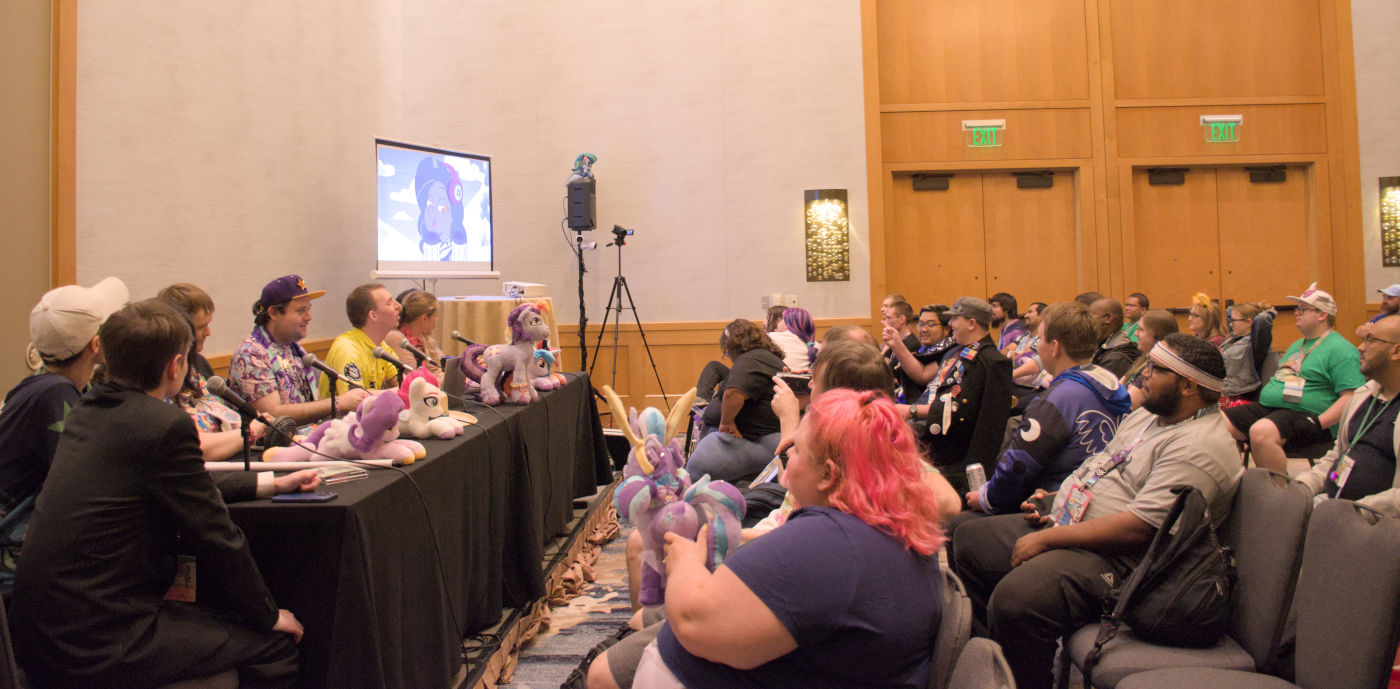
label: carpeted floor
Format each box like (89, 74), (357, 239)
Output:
(498, 527), (635, 689)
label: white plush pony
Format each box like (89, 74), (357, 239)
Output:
(398, 376), (469, 440)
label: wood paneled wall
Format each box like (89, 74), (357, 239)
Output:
(864, 0), (1364, 338)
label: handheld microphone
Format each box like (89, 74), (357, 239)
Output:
(373, 346), (410, 375)
(302, 353), (366, 391)
(263, 415), (298, 448)
(449, 330), (476, 347)
(206, 376), (262, 420)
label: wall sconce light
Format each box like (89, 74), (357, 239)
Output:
(1384, 177), (1400, 267)
(805, 189), (850, 282)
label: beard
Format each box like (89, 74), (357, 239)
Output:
(992, 316), (1006, 328)
(1141, 381), (1183, 418)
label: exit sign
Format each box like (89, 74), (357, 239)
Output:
(962, 119), (1006, 148)
(1200, 115), (1243, 143)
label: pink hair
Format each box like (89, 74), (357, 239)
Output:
(803, 390), (945, 556)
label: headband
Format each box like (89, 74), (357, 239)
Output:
(1148, 342), (1224, 392)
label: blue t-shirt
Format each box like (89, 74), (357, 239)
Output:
(657, 506), (942, 689)
(0, 373), (80, 511)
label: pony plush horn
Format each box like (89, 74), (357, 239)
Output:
(665, 387), (698, 445)
(600, 385), (644, 452)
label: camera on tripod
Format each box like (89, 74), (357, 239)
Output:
(611, 225), (635, 244)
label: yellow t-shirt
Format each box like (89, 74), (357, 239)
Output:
(319, 328), (400, 398)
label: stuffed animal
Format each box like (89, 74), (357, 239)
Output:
(398, 375), (467, 440)
(458, 301), (563, 405)
(264, 390), (427, 464)
(604, 386), (745, 608)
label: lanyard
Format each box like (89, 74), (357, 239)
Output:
(1295, 331), (1330, 367)
(1084, 425), (1148, 490)
(1332, 393), (1397, 476)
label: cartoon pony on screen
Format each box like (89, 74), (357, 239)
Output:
(415, 156), (468, 260)
(604, 386), (745, 608)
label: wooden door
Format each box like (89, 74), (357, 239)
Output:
(983, 171), (1079, 304)
(887, 173), (986, 304)
(1130, 168), (1221, 308)
(1217, 165), (1310, 343)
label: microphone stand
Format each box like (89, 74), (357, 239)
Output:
(329, 375), (339, 419)
(238, 411), (254, 472)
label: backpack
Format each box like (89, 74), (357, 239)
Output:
(1082, 485), (1236, 687)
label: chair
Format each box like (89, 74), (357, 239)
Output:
(1118, 499), (1400, 689)
(929, 567), (974, 689)
(1257, 351), (1281, 385)
(948, 638), (1016, 689)
(1063, 469), (1312, 688)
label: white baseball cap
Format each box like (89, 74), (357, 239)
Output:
(29, 277), (130, 359)
(1285, 282), (1338, 317)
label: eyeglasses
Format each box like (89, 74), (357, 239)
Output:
(1294, 305), (1319, 314)
(1363, 333), (1400, 346)
(1143, 362), (1179, 379)
(915, 321), (940, 329)
(1228, 317), (1249, 323)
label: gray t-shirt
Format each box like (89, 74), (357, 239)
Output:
(1049, 406), (1243, 531)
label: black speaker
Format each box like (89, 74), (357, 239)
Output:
(567, 178), (596, 230)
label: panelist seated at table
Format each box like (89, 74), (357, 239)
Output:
(229, 275), (368, 424)
(391, 288), (446, 379)
(319, 282), (403, 399)
(11, 299), (304, 689)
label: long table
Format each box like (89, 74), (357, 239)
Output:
(228, 372), (611, 689)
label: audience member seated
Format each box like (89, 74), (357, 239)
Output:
(880, 299), (919, 381)
(320, 282), (403, 397)
(768, 306), (817, 373)
(390, 288), (445, 378)
(990, 292), (1027, 353)
(1223, 283), (1364, 473)
(0, 277), (126, 523)
(962, 302), (1130, 517)
(229, 275), (367, 423)
(883, 304), (955, 404)
(1356, 284), (1400, 339)
(951, 334), (1242, 689)
(1009, 301), (1048, 389)
(1074, 291), (1106, 307)
(1120, 292), (1148, 343)
(1120, 309), (1180, 408)
(1088, 297), (1140, 378)
(11, 299), (303, 689)
(898, 297), (1012, 497)
(1187, 292), (1227, 347)
(1219, 300), (1276, 406)
(1295, 314), (1400, 513)
(688, 320), (786, 482)
(601, 390), (946, 689)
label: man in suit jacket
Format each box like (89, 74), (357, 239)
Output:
(11, 299), (301, 689)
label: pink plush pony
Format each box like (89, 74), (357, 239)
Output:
(263, 390), (427, 464)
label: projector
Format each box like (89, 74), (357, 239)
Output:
(503, 281), (547, 298)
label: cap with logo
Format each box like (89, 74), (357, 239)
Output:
(1285, 282), (1338, 316)
(257, 275), (325, 312)
(943, 297), (994, 327)
(29, 277), (130, 360)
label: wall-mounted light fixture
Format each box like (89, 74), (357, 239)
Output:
(804, 189), (850, 282)
(1383, 177), (1400, 267)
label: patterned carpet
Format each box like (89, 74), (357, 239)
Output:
(498, 527), (635, 689)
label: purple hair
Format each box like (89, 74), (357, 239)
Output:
(782, 307), (818, 366)
(507, 302), (546, 343)
(414, 156), (467, 247)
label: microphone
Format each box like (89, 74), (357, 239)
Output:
(206, 376), (261, 420)
(386, 331), (428, 366)
(302, 353), (366, 391)
(449, 330), (476, 347)
(373, 346), (410, 375)
(262, 415), (299, 448)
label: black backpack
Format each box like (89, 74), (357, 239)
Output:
(1082, 485), (1236, 687)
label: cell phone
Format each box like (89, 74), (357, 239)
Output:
(777, 373), (812, 395)
(271, 491), (339, 503)
(1027, 493), (1053, 516)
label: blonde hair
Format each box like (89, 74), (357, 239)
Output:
(1189, 293), (1226, 340)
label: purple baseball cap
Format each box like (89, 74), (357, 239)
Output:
(258, 275), (325, 308)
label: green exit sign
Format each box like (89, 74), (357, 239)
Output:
(1201, 115), (1242, 143)
(962, 119), (1006, 148)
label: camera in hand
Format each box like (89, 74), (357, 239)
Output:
(778, 372), (812, 395)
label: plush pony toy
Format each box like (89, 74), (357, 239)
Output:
(458, 301), (563, 405)
(263, 390), (427, 464)
(604, 386), (745, 608)
(396, 370), (468, 440)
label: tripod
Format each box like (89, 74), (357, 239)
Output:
(589, 231), (669, 409)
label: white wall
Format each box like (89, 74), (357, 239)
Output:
(74, 0), (868, 357)
(1354, 0), (1400, 294)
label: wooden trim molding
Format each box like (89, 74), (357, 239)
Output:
(51, 0), (76, 287)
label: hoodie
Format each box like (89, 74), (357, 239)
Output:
(977, 364), (1133, 515)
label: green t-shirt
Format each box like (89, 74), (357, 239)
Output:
(1120, 321), (1140, 343)
(1259, 331), (1365, 425)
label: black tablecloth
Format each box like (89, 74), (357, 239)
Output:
(228, 372), (611, 689)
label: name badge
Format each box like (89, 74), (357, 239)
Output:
(1282, 375), (1306, 404)
(163, 555), (197, 602)
(1330, 456), (1356, 492)
(1055, 484), (1092, 526)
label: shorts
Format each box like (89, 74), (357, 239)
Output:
(1223, 403), (1332, 450)
(606, 621), (664, 689)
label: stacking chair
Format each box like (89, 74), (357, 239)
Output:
(929, 567), (974, 689)
(1062, 469), (1312, 688)
(948, 638), (1016, 689)
(1118, 499), (1400, 689)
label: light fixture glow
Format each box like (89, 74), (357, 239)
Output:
(805, 190), (850, 282)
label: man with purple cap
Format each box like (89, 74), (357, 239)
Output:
(228, 275), (367, 424)
(951, 333), (1242, 689)
(1356, 283), (1400, 340)
(0, 277), (128, 520)
(1224, 282), (1364, 473)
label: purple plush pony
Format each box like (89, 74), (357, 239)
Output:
(458, 301), (562, 405)
(604, 386), (745, 608)
(263, 390), (427, 464)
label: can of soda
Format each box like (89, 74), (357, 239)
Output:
(965, 463), (988, 492)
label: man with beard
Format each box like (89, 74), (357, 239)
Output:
(950, 334), (1242, 689)
(1356, 284), (1400, 340)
